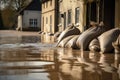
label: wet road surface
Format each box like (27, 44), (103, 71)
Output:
(0, 30), (120, 80)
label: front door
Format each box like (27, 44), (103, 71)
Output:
(86, 0), (115, 29)
(86, 2), (97, 29)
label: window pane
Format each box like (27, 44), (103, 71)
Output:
(29, 19), (37, 27)
(68, 9), (72, 25)
(46, 17), (48, 24)
(75, 7), (80, 23)
(50, 15), (52, 32)
(64, 12), (66, 29)
(50, 0), (52, 6)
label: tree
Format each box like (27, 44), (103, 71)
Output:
(1, 0), (31, 11)
(11, 0), (31, 11)
(0, 0), (31, 29)
(1, 6), (16, 29)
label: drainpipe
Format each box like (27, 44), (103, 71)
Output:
(96, 0), (100, 23)
(102, 0), (104, 22)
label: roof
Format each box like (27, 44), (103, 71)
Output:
(19, 0), (41, 15)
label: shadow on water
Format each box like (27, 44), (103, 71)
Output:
(0, 32), (120, 80)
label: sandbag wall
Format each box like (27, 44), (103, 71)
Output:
(55, 24), (120, 53)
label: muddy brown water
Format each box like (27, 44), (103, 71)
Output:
(0, 30), (120, 80)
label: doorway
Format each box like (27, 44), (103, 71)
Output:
(86, 0), (115, 29)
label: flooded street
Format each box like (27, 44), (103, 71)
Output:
(0, 30), (120, 80)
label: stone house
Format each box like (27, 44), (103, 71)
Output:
(58, 0), (120, 32)
(17, 0), (41, 31)
(41, 0), (59, 34)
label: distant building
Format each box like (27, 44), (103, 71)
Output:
(17, 0), (41, 31)
(59, 0), (120, 32)
(41, 0), (59, 34)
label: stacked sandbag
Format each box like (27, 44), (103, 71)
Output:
(54, 31), (62, 41)
(65, 35), (79, 49)
(76, 24), (108, 51)
(58, 35), (75, 48)
(89, 38), (100, 52)
(98, 28), (120, 53)
(112, 34), (120, 53)
(57, 26), (80, 46)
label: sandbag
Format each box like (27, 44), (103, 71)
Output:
(57, 27), (80, 45)
(98, 28), (120, 53)
(89, 38), (100, 52)
(65, 35), (79, 49)
(76, 25), (108, 50)
(112, 34), (120, 53)
(54, 31), (62, 41)
(57, 35), (75, 48)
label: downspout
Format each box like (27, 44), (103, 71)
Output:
(96, 0), (100, 23)
(102, 0), (104, 21)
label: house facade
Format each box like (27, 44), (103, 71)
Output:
(59, 0), (86, 32)
(17, 0), (41, 31)
(41, 0), (59, 34)
(59, 0), (120, 32)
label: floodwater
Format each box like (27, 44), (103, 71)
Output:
(0, 30), (120, 80)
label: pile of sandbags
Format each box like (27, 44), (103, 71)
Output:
(56, 22), (120, 53)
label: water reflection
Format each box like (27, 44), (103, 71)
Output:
(41, 34), (55, 43)
(58, 51), (120, 80)
(0, 32), (120, 80)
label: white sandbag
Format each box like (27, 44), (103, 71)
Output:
(57, 35), (75, 48)
(54, 31), (62, 41)
(65, 35), (79, 49)
(98, 28), (120, 53)
(89, 38), (100, 52)
(112, 34), (120, 53)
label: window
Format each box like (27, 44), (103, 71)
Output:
(42, 17), (44, 31)
(42, 17), (44, 26)
(59, 13), (61, 23)
(50, 15), (52, 32)
(29, 19), (38, 27)
(64, 12), (66, 29)
(68, 9), (72, 25)
(50, 0), (52, 6)
(75, 7), (80, 23)
(43, 3), (45, 8)
(46, 17), (48, 24)
(46, 2), (48, 8)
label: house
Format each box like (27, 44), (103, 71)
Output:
(17, 0), (41, 31)
(59, 0), (120, 32)
(41, 0), (59, 34)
